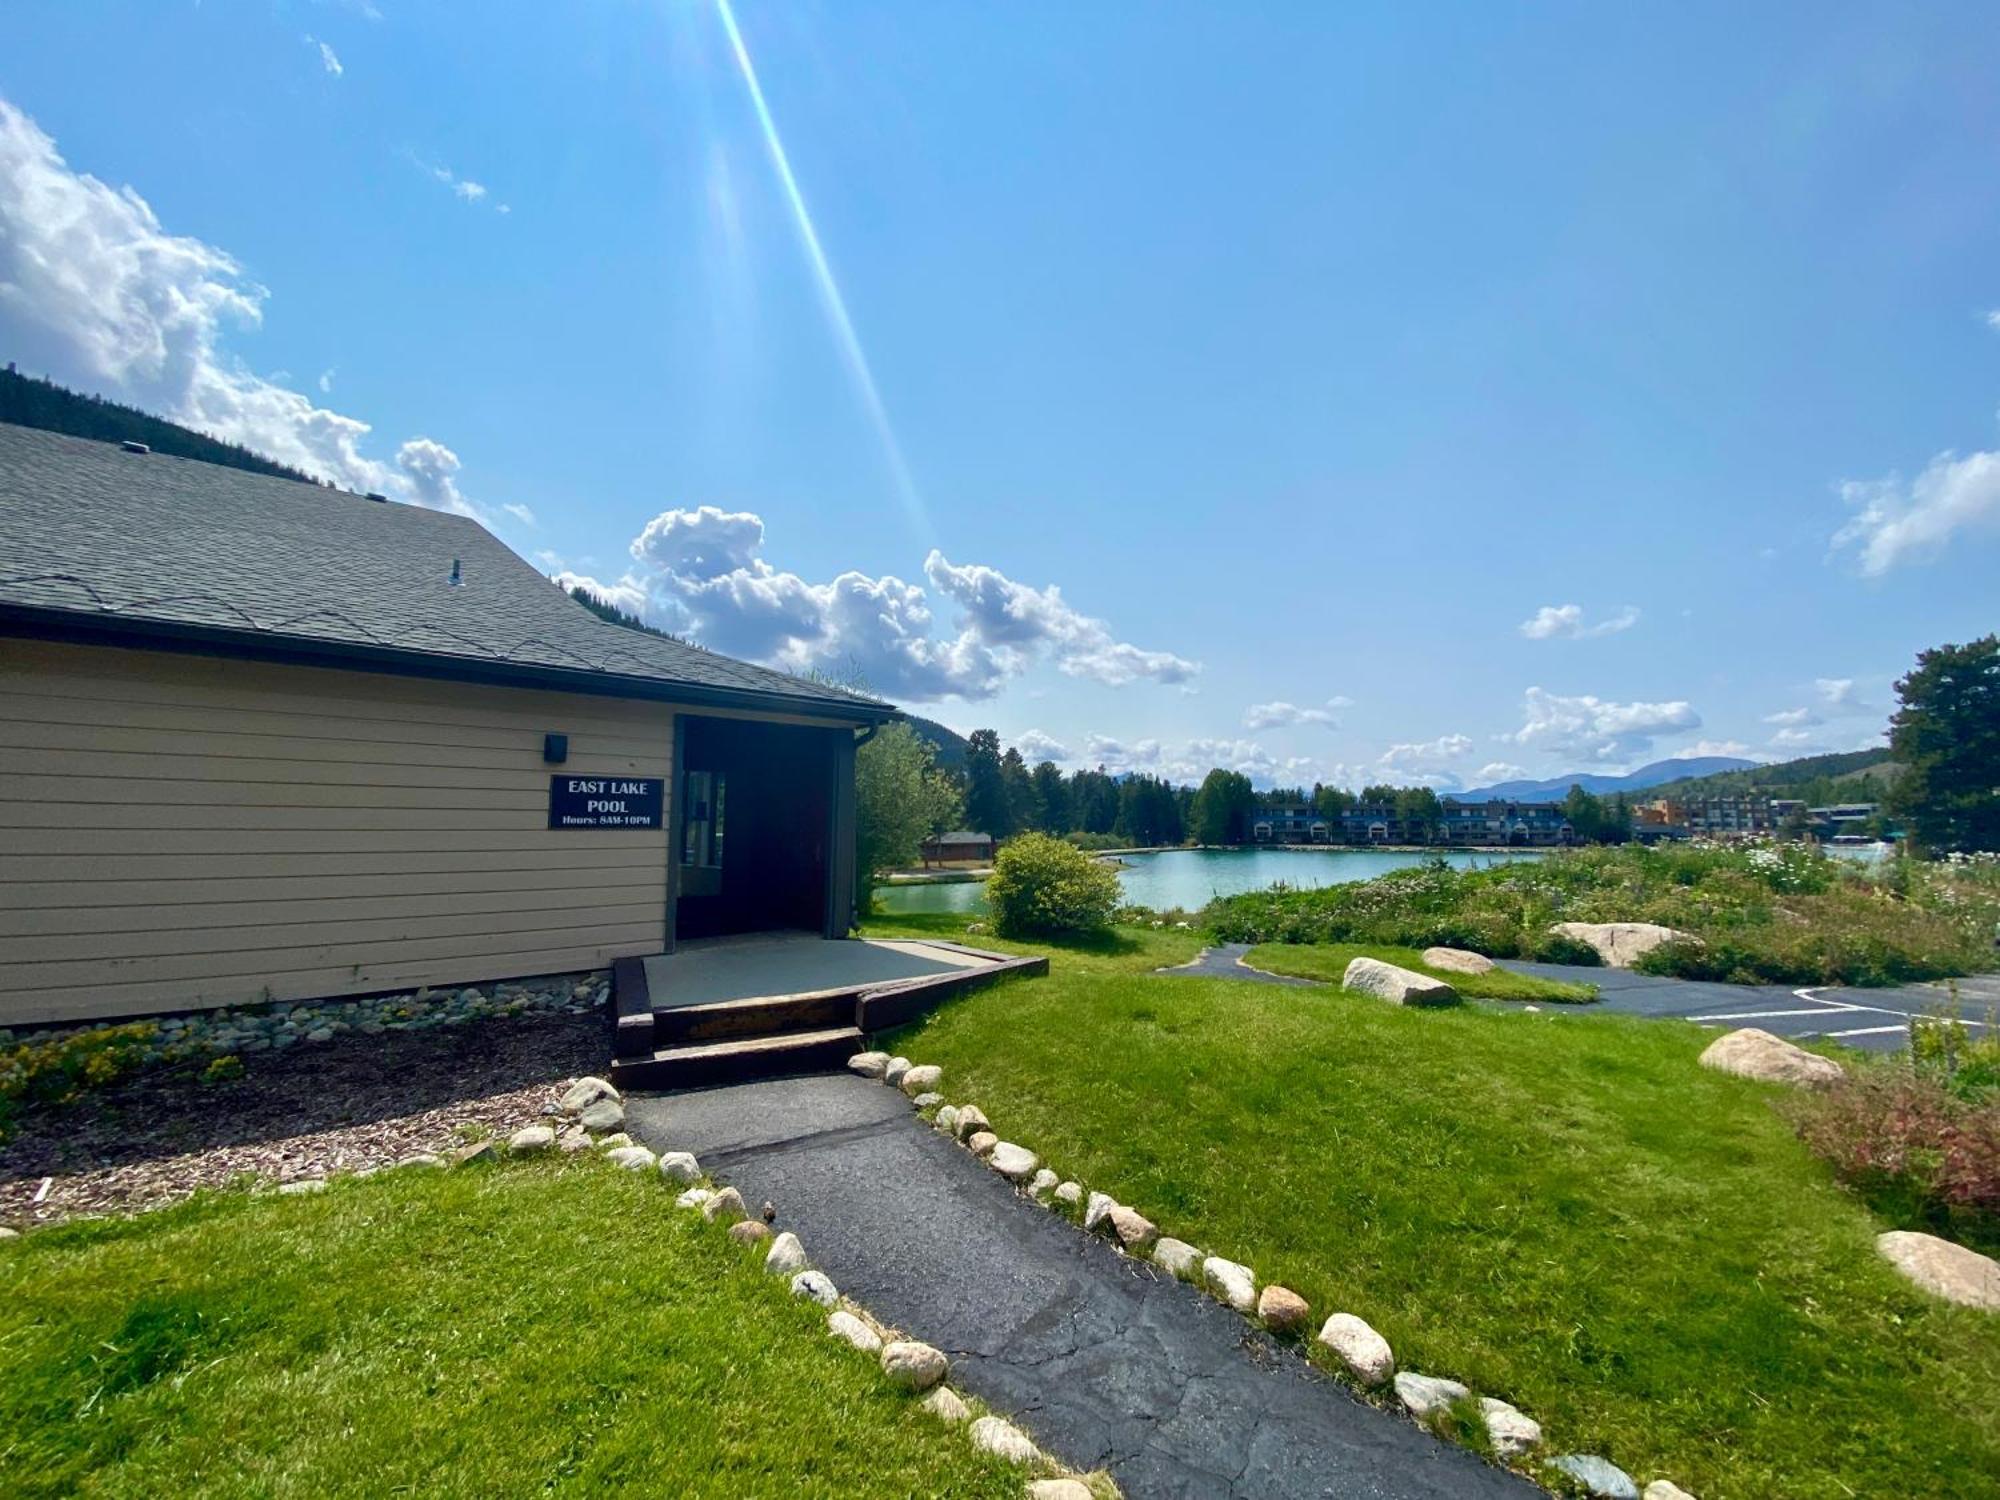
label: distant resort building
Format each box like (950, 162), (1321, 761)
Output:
(1435, 800), (1575, 846)
(920, 831), (995, 867)
(1249, 800), (1575, 847)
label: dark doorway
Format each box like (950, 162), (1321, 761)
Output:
(674, 716), (836, 942)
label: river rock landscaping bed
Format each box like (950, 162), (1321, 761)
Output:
(0, 974), (608, 1227)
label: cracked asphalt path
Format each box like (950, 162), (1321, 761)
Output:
(627, 1075), (1535, 1500)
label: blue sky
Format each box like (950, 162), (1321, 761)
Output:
(3, 1), (1997, 789)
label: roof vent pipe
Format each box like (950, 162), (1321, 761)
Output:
(120, 440), (150, 454)
(365, 491), (388, 502)
(448, 559), (463, 588)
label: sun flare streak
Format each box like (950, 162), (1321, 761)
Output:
(714, 0), (927, 536)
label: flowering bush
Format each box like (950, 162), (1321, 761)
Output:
(986, 833), (1122, 938)
(1205, 843), (2000, 986)
(0, 1021), (157, 1141)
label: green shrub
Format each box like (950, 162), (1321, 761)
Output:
(986, 833), (1122, 938)
(0, 1022), (157, 1141)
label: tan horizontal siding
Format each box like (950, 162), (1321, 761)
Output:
(0, 637), (675, 1024)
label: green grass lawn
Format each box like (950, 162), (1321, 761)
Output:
(1242, 941), (1598, 1002)
(869, 913), (2000, 1500)
(0, 1159), (1027, 1499)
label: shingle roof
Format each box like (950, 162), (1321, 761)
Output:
(0, 423), (893, 719)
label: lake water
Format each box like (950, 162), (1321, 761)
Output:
(874, 846), (1547, 916)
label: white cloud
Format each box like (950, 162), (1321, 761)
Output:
(1081, 734), (1162, 772)
(1475, 761), (1528, 783)
(1518, 604), (1642, 640)
(454, 179), (488, 203)
(562, 510), (1194, 703)
(1763, 707), (1821, 727)
(1377, 733), (1475, 775)
(1987, 309), (2000, 332)
(1504, 687), (1701, 763)
(502, 502), (536, 528)
(1013, 729), (1071, 764)
(1816, 677), (1866, 711)
(1244, 698), (1348, 730)
(0, 99), (480, 518)
(415, 156), (504, 212)
(1834, 449), (2000, 574)
(317, 367), (335, 393)
(1680, 739), (1758, 759)
(1185, 738), (1278, 777)
(307, 37), (343, 76)
(924, 554), (1200, 688)
(1769, 727), (1819, 748)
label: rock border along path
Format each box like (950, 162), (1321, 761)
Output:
(628, 1074), (1533, 1500)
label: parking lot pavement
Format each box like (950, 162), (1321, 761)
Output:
(1499, 962), (2000, 1054)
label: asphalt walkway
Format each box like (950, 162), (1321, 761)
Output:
(627, 1075), (1535, 1500)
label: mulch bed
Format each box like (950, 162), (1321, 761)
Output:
(0, 1010), (610, 1228)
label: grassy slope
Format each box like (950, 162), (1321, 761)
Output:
(0, 1160), (1024, 1500)
(869, 914), (2000, 1500)
(1243, 941), (1599, 1002)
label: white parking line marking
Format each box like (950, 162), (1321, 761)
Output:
(1817, 1025), (1910, 1039)
(1700, 1007), (1847, 1022)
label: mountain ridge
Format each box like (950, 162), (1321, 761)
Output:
(1457, 756), (1758, 800)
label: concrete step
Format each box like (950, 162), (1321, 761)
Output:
(610, 1025), (864, 1092)
(651, 989), (859, 1046)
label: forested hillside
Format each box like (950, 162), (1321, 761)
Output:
(0, 366), (325, 485)
(1645, 747), (1899, 805)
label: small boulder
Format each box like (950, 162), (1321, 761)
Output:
(556, 1128), (592, 1154)
(278, 1178), (327, 1195)
(900, 1064), (943, 1096)
(578, 1098), (626, 1134)
(560, 1076), (620, 1114)
(0, 1226), (18, 1240)
(765, 1231), (809, 1276)
(1027, 1168), (1059, 1200)
(1699, 1028), (1844, 1088)
(1642, 1484), (1697, 1500)
(1876, 1229), (2000, 1310)
(1479, 1397), (1543, 1458)
(910, 1092), (944, 1109)
(988, 1142), (1040, 1181)
(921, 1386), (972, 1424)
(1054, 1181), (1083, 1207)
(605, 1145), (656, 1172)
(1257, 1284), (1310, 1335)
(726, 1220), (770, 1246)
(396, 1153), (445, 1170)
(1343, 956), (1458, 1007)
(934, 1105), (961, 1136)
(1084, 1191), (1119, 1233)
(507, 1125), (555, 1155)
(701, 1186), (747, 1224)
(675, 1188), (714, 1210)
(657, 1151), (701, 1185)
(1549, 921), (1693, 969)
(592, 1132), (634, 1151)
(1029, 1483), (1094, 1500)
(966, 1131), (1000, 1158)
(827, 1310), (883, 1353)
(1203, 1256), (1257, 1314)
(883, 1057), (913, 1088)
(452, 1140), (498, 1167)
(880, 1340), (949, 1391)
(1110, 1205), (1160, 1254)
(954, 1105), (991, 1141)
(847, 1051), (891, 1079)
(790, 1270), (838, 1307)
(1393, 1371), (1469, 1419)
(1151, 1238), (1202, 1280)
(1550, 1455), (1639, 1499)
(968, 1415), (1042, 1466)
(1422, 946), (1495, 975)
(1316, 1313), (1394, 1385)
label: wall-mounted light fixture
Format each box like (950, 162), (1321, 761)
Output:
(543, 733), (569, 765)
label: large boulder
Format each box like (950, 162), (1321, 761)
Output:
(559, 1076), (620, 1113)
(1203, 1256), (1257, 1314)
(1548, 921), (1693, 968)
(968, 1415), (1042, 1465)
(1316, 1312), (1394, 1385)
(1550, 1455), (1639, 1499)
(1393, 1371), (1468, 1419)
(880, 1340), (949, 1391)
(1342, 957), (1458, 1007)
(1698, 1028), (1844, 1089)
(988, 1142), (1040, 1182)
(1422, 946), (1494, 976)
(1876, 1230), (2000, 1310)
(1479, 1397), (1543, 1458)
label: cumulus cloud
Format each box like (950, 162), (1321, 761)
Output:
(1816, 677), (1867, 711)
(563, 510), (1194, 703)
(1680, 739), (1757, 759)
(924, 554), (1199, 687)
(502, 502), (536, 527)
(0, 99), (479, 517)
(1833, 449), (2000, 574)
(308, 37), (343, 76)
(1504, 687), (1700, 763)
(1518, 604), (1642, 640)
(1081, 734), (1163, 772)
(1377, 733), (1475, 776)
(1770, 727), (1819, 748)
(1244, 697), (1350, 730)
(1475, 761), (1528, 783)
(1763, 707), (1821, 727)
(1013, 729), (1071, 764)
